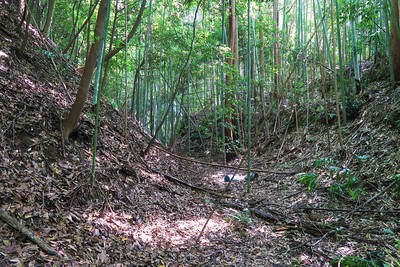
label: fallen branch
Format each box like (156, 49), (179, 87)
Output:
(346, 177), (400, 218)
(150, 167), (231, 198)
(0, 208), (61, 257)
(220, 201), (280, 223)
(300, 206), (400, 214)
(154, 144), (299, 175)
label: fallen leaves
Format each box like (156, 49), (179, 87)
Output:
(1, 2), (400, 266)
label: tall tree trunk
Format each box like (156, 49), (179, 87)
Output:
(42, 0), (56, 35)
(391, 0), (400, 82)
(96, 0), (119, 105)
(224, 0), (239, 161)
(62, 0), (110, 141)
(273, 0), (281, 102)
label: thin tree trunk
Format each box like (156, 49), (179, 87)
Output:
(273, 0), (280, 103)
(123, 0), (129, 138)
(68, 0), (82, 59)
(62, 0), (110, 140)
(330, 0), (343, 150)
(143, 0), (202, 155)
(17, 9), (31, 56)
(96, 0), (119, 105)
(63, 0), (99, 54)
(42, 0), (56, 35)
(391, 0), (400, 81)
(104, 0), (147, 62)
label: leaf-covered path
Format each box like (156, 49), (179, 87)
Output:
(1, 3), (400, 266)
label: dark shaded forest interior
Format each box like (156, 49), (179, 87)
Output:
(1, 1), (400, 266)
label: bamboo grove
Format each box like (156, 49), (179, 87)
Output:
(20, 0), (400, 162)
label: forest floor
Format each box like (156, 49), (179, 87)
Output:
(1, 3), (400, 266)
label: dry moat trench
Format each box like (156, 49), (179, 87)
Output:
(1, 2), (400, 266)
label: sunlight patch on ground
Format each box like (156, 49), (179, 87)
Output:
(0, 50), (10, 72)
(251, 224), (275, 236)
(22, 75), (36, 89)
(298, 253), (313, 265)
(336, 245), (356, 256)
(87, 210), (230, 248)
(135, 217), (229, 246)
(0, 50), (9, 59)
(209, 170), (227, 185)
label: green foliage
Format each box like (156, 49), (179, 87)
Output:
(395, 174), (400, 198)
(84, 111), (95, 123)
(229, 208), (253, 226)
(106, 96), (120, 110)
(46, 0), (389, 152)
(297, 157), (338, 192)
(355, 154), (371, 161)
(337, 0), (386, 54)
(328, 165), (342, 180)
(330, 255), (384, 267)
(39, 49), (55, 59)
(382, 240), (400, 266)
(346, 97), (365, 120)
(301, 157), (365, 200)
(226, 139), (242, 153)
(331, 248), (400, 267)
(298, 173), (318, 192)
(314, 157), (337, 168)
(383, 228), (395, 236)
(329, 169), (364, 200)
(338, 0), (381, 24)
(305, 135), (316, 142)
(384, 107), (400, 131)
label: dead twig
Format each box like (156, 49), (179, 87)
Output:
(300, 206), (400, 214)
(345, 178), (400, 218)
(312, 228), (339, 247)
(0, 208), (62, 257)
